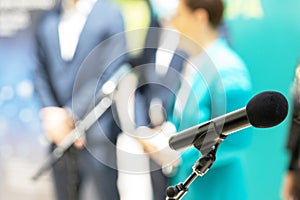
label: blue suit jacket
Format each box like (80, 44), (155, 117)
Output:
(34, 0), (126, 164)
(134, 28), (187, 127)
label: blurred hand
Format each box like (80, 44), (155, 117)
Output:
(40, 106), (85, 148)
(136, 122), (181, 169)
(281, 171), (298, 200)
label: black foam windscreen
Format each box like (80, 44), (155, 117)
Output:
(246, 91), (288, 128)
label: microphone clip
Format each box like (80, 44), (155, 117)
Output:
(193, 149), (216, 176)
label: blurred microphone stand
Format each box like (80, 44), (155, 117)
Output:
(31, 64), (131, 181)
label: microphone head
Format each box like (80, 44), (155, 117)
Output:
(246, 91), (288, 128)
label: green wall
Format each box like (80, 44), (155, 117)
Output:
(225, 1), (300, 199)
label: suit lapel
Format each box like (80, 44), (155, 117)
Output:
(44, 11), (62, 63)
(72, 0), (101, 61)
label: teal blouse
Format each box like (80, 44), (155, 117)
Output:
(169, 38), (252, 200)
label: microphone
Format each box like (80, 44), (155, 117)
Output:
(169, 91), (289, 151)
(31, 64), (131, 180)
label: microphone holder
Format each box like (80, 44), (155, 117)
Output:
(166, 124), (226, 200)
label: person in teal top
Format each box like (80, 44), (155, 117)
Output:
(168, 0), (253, 199)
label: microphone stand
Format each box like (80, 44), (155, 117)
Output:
(166, 125), (227, 200)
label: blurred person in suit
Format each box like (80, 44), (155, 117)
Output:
(282, 62), (300, 200)
(131, 30), (186, 200)
(34, 0), (126, 199)
(116, 1), (186, 199)
(166, 0), (253, 199)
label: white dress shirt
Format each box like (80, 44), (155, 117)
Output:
(58, 0), (96, 61)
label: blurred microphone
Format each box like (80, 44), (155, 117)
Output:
(31, 64), (131, 181)
(169, 91), (289, 151)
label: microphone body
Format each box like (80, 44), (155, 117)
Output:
(169, 91), (288, 151)
(169, 108), (250, 151)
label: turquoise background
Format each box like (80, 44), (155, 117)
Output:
(1, 1), (300, 199)
(225, 1), (300, 199)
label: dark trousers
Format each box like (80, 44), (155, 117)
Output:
(52, 146), (120, 200)
(150, 159), (168, 200)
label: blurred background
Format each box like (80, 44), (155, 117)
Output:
(1, 0), (300, 199)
